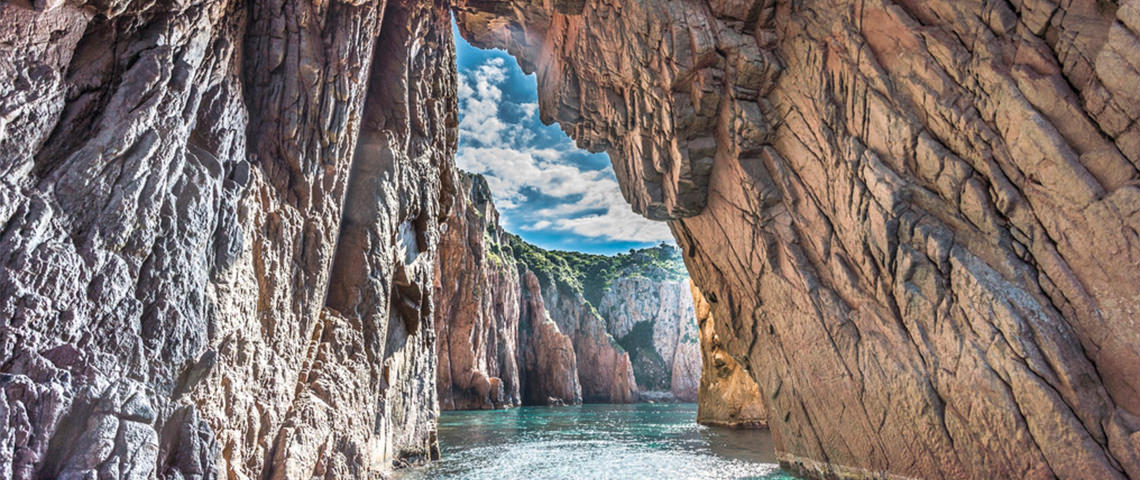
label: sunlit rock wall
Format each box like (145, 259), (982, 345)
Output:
(0, 0), (456, 477)
(434, 173), (523, 410)
(598, 277), (701, 401)
(518, 269), (584, 406)
(540, 281), (638, 404)
(435, 174), (701, 408)
(454, 0), (1140, 478)
(692, 283), (767, 428)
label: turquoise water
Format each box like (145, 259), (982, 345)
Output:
(395, 403), (795, 480)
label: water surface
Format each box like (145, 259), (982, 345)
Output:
(396, 403), (795, 480)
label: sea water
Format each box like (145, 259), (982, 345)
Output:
(395, 403), (795, 480)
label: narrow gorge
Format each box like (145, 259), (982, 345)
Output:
(434, 172), (702, 409)
(2, 0), (1139, 479)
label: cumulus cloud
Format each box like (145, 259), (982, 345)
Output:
(455, 58), (673, 245)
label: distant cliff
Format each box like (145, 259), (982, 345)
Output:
(433, 173), (703, 408)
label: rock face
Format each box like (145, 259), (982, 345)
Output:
(540, 283), (638, 404)
(456, 1), (1140, 479)
(434, 173), (522, 410)
(598, 277), (701, 401)
(1, 1), (455, 478)
(518, 270), (583, 406)
(692, 283), (767, 428)
(434, 173), (698, 408)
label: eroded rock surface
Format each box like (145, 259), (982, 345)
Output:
(598, 275), (701, 401)
(518, 270), (583, 406)
(0, 1), (455, 478)
(455, 0), (1140, 478)
(692, 283), (767, 428)
(434, 173), (698, 407)
(540, 282), (638, 404)
(434, 173), (522, 410)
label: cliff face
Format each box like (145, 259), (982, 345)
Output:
(598, 277), (701, 401)
(434, 174), (522, 410)
(692, 283), (768, 428)
(434, 173), (699, 408)
(455, 1), (1140, 479)
(0, 1), (454, 478)
(518, 270), (583, 406)
(539, 282), (638, 404)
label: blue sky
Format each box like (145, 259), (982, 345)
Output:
(453, 22), (674, 255)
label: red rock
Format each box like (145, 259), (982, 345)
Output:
(692, 283), (767, 428)
(518, 270), (583, 405)
(454, 0), (1140, 478)
(434, 173), (523, 410)
(0, 1), (457, 477)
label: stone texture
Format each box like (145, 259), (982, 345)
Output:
(0, 0), (456, 478)
(540, 279), (638, 404)
(692, 283), (767, 428)
(598, 276), (701, 400)
(518, 270), (583, 406)
(434, 173), (522, 410)
(434, 173), (694, 408)
(455, 0), (1140, 478)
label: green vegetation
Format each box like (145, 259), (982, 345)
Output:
(503, 234), (688, 310)
(619, 321), (671, 390)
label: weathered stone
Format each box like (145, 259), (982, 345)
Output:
(598, 277), (701, 400)
(434, 174), (694, 408)
(518, 270), (582, 406)
(8, 0), (1140, 477)
(692, 283), (766, 429)
(434, 173), (523, 410)
(0, 0), (456, 477)
(455, 0), (1140, 478)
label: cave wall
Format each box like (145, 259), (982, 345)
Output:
(454, 0), (1140, 478)
(692, 282), (768, 428)
(0, 0), (455, 478)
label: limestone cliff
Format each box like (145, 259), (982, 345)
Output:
(597, 262), (702, 401)
(507, 240), (703, 404)
(0, 1), (454, 478)
(455, 0), (1140, 478)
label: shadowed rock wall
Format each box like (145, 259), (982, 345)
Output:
(0, 0), (456, 477)
(454, 0), (1140, 478)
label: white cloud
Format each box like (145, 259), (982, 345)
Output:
(455, 58), (674, 245)
(521, 220), (553, 231)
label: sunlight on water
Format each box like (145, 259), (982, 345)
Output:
(395, 403), (796, 480)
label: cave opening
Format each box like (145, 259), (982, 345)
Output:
(413, 18), (782, 480)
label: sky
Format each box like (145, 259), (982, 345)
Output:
(452, 22), (674, 255)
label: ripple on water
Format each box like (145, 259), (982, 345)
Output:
(395, 403), (795, 480)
